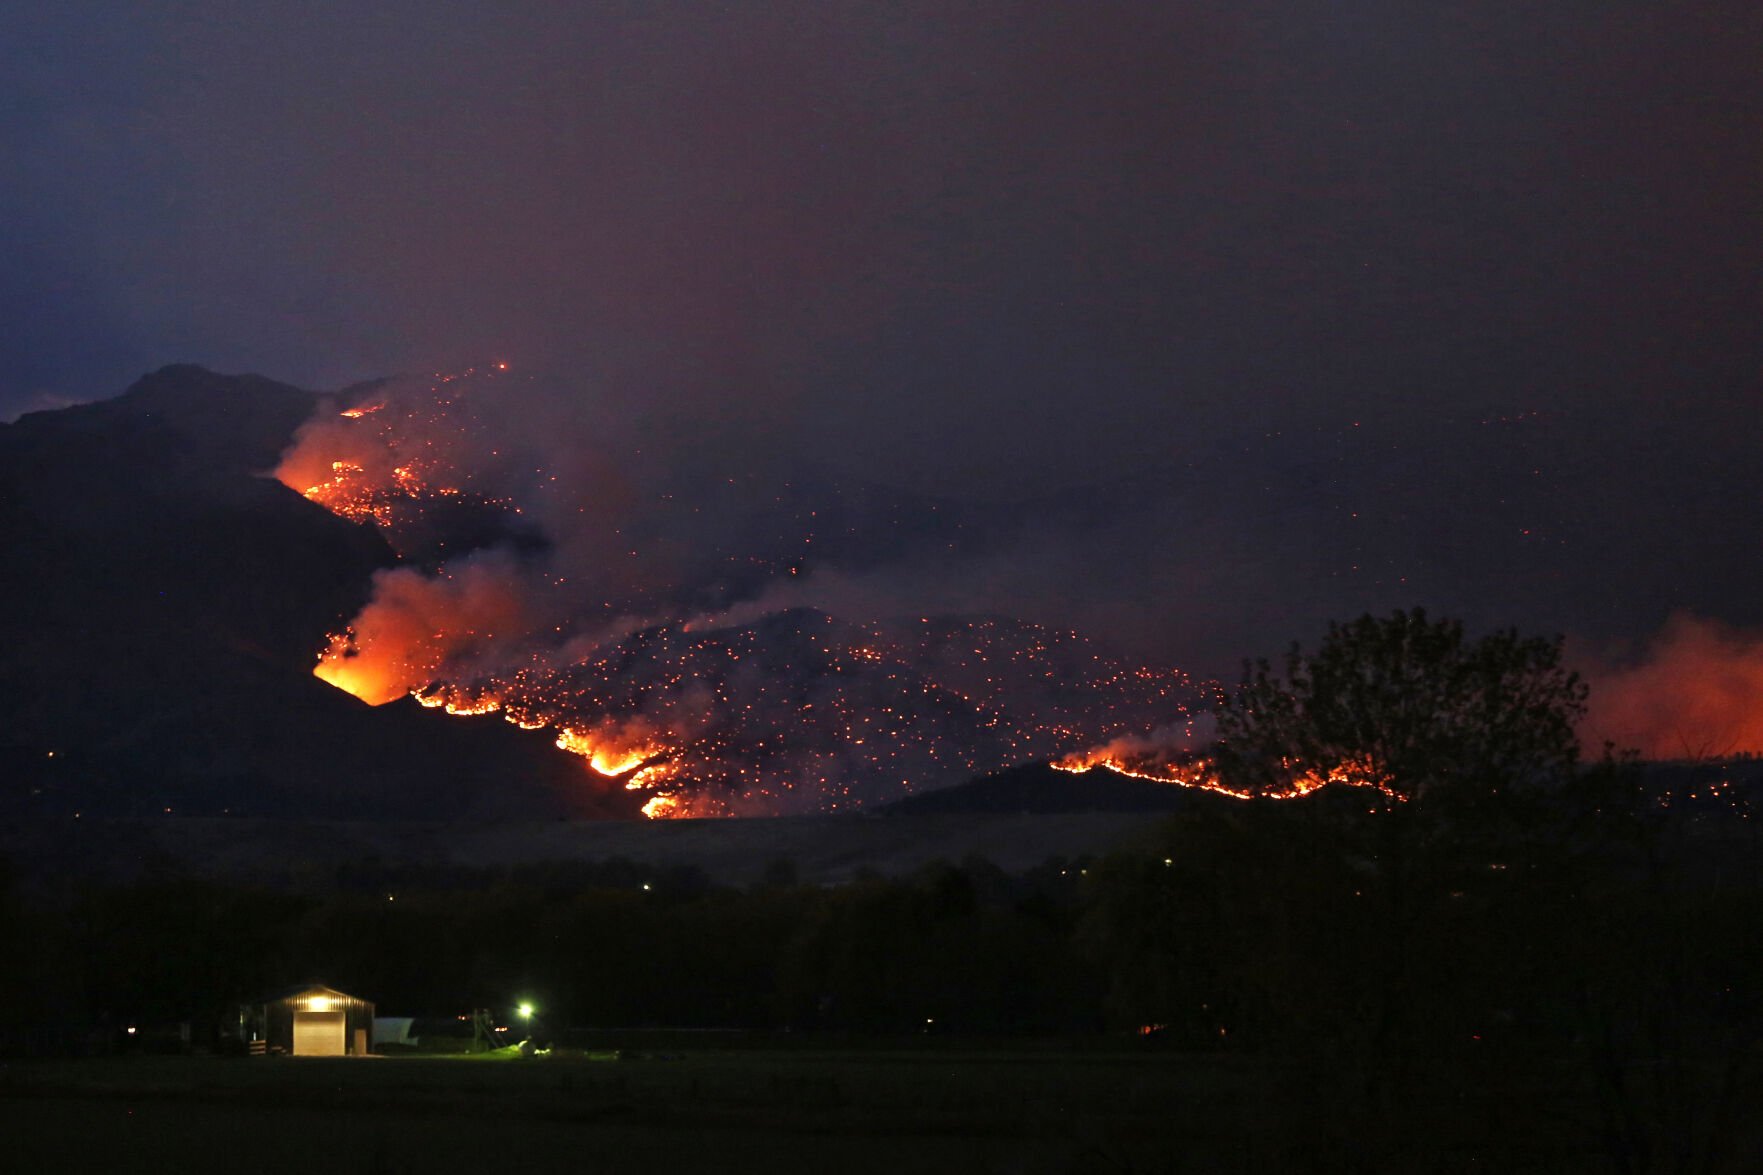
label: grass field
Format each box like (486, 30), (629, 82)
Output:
(0, 1048), (1271, 1175)
(0, 1043), (1674, 1174)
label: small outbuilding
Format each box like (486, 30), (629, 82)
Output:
(242, 985), (376, 1056)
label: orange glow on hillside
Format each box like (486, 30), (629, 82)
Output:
(306, 561), (528, 711)
(301, 460), (396, 525)
(313, 630), (411, 706)
(554, 727), (666, 776)
(276, 364), (1240, 819)
(1052, 747), (1403, 803)
(414, 686), (503, 716)
(273, 364), (513, 529)
(1581, 615), (1763, 759)
(553, 726), (686, 818)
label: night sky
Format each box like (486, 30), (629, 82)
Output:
(5, 4), (1762, 733)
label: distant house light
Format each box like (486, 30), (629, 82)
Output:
(308, 995), (333, 1012)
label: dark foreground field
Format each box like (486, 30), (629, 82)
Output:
(1, 1049), (1259, 1175)
(4, 1043), (1739, 1174)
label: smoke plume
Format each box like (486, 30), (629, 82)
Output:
(1579, 614), (1763, 760)
(316, 554), (537, 706)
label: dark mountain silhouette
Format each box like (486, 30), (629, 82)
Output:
(0, 365), (639, 819)
(880, 762), (1200, 815)
(0, 365), (1197, 821)
(7, 365), (1760, 828)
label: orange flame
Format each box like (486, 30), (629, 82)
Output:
(641, 794), (684, 819)
(624, 761), (681, 791)
(554, 727), (668, 776)
(552, 726), (686, 818)
(307, 562), (528, 705)
(313, 630), (412, 706)
(1051, 747), (1402, 803)
(414, 685), (503, 716)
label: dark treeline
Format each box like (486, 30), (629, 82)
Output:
(0, 851), (1100, 1039)
(2, 762), (1760, 1168)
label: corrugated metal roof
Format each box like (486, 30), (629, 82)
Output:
(261, 983), (372, 1006)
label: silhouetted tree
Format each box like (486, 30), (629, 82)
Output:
(1203, 612), (1593, 1159)
(1214, 608), (1587, 810)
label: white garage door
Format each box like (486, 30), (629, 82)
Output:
(292, 1010), (346, 1056)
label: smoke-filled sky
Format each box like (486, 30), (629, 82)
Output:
(6, 3), (1763, 742)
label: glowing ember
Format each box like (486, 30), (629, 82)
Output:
(275, 364), (518, 543)
(301, 460), (396, 526)
(391, 464), (425, 495)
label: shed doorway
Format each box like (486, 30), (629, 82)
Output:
(292, 1010), (347, 1056)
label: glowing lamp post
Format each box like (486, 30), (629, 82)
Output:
(514, 1002), (541, 1056)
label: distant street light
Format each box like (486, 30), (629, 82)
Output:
(517, 1002), (535, 1020)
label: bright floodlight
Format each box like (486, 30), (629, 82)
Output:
(517, 1002), (535, 1019)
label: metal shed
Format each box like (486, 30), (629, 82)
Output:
(249, 985), (376, 1056)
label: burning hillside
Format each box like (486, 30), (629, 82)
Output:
(277, 367), (1210, 816)
(10, 363), (1763, 824)
(317, 603), (1210, 818)
(283, 366), (1763, 817)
